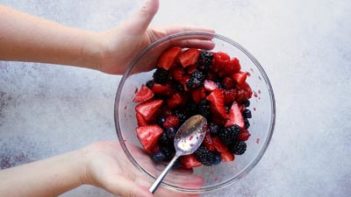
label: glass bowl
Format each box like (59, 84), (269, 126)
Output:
(114, 32), (275, 193)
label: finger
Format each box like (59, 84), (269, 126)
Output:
(124, 0), (159, 35)
(164, 25), (215, 36)
(105, 176), (152, 197)
(174, 39), (215, 50)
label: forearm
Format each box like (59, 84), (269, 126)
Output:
(0, 5), (103, 70)
(0, 149), (86, 197)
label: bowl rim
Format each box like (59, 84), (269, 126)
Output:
(114, 31), (276, 193)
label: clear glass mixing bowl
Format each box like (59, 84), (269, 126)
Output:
(114, 32), (275, 193)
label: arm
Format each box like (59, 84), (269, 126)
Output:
(0, 0), (214, 75)
(0, 5), (102, 70)
(0, 141), (202, 197)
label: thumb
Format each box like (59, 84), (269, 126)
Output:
(123, 0), (159, 35)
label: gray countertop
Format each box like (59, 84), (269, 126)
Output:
(0, 0), (350, 196)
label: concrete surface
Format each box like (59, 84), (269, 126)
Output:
(0, 0), (350, 196)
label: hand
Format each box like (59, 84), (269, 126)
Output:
(95, 0), (215, 74)
(80, 141), (203, 197)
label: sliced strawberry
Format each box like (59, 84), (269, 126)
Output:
(204, 80), (218, 92)
(225, 102), (244, 128)
(136, 125), (163, 153)
(151, 83), (173, 96)
(207, 89), (227, 120)
(212, 137), (234, 161)
(180, 154), (202, 169)
(223, 57), (241, 75)
(179, 48), (200, 68)
(186, 64), (197, 74)
(133, 85), (154, 103)
(157, 47), (181, 70)
(212, 52), (230, 73)
(222, 77), (235, 89)
(191, 87), (206, 104)
(238, 129), (251, 141)
(232, 72), (248, 86)
(163, 115), (180, 128)
(167, 93), (183, 109)
(203, 132), (216, 151)
(223, 89), (237, 105)
(171, 67), (184, 82)
(135, 99), (163, 122)
(136, 112), (148, 126)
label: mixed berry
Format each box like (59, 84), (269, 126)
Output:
(133, 47), (253, 169)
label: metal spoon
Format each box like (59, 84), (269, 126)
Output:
(149, 115), (207, 193)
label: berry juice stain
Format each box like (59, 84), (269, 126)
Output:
(258, 76), (262, 80)
(124, 106), (127, 110)
(258, 90), (261, 94)
(256, 138), (260, 144)
(253, 107), (256, 111)
(247, 72), (251, 76)
(254, 92), (258, 97)
(250, 68), (254, 73)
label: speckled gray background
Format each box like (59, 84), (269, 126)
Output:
(0, 0), (350, 196)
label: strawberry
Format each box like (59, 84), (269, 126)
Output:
(212, 137), (234, 161)
(133, 85), (154, 103)
(151, 83), (173, 96)
(223, 89), (237, 105)
(186, 64), (197, 74)
(225, 102), (244, 128)
(180, 154), (202, 169)
(157, 47), (181, 70)
(167, 93), (183, 109)
(163, 115), (180, 128)
(179, 48), (200, 68)
(212, 52), (230, 73)
(191, 87), (206, 104)
(223, 57), (241, 75)
(207, 89), (227, 120)
(204, 80), (218, 92)
(222, 77), (235, 89)
(232, 72), (248, 86)
(136, 112), (148, 126)
(171, 67), (184, 82)
(238, 129), (251, 141)
(136, 125), (163, 153)
(135, 99), (163, 122)
(236, 82), (253, 102)
(203, 132), (216, 151)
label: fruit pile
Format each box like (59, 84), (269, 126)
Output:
(133, 47), (253, 169)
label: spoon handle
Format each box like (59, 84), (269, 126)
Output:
(149, 154), (180, 193)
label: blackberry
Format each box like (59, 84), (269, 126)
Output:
(153, 68), (169, 84)
(165, 127), (176, 140)
(209, 123), (220, 136)
(156, 116), (166, 126)
(212, 152), (222, 165)
(218, 125), (240, 145)
(158, 132), (169, 146)
(151, 151), (166, 163)
(194, 146), (217, 166)
(175, 110), (187, 123)
(229, 141), (247, 155)
(160, 146), (175, 161)
(244, 118), (250, 129)
(198, 100), (211, 118)
(215, 81), (224, 89)
(243, 109), (252, 119)
(146, 80), (154, 88)
(185, 102), (198, 116)
(243, 100), (250, 107)
(187, 70), (205, 89)
(173, 82), (184, 92)
(197, 51), (213, 71)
